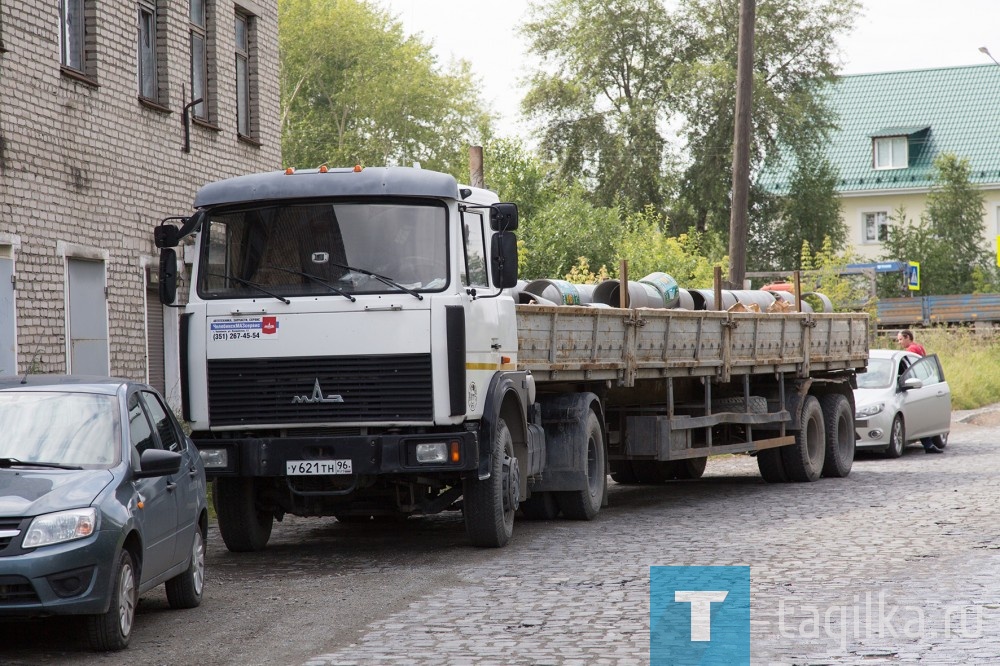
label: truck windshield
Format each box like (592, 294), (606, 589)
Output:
(197, 201), (448, 299)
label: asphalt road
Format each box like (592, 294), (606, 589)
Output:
(3, 407), (999, 665)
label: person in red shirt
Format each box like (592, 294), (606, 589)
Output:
(897, 329), (926, 357)
(896, 329), (941, 453)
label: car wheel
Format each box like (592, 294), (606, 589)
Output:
(86, 549), (136, 651)
(165, 527), (205, 609)
(932, 432), (949, 449)
(884, 415), (904, 458)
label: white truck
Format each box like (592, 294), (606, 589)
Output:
(154, 166), (868, 552)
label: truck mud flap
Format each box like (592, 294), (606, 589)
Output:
(528, 393), (601, 492)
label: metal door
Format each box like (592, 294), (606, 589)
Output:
(0, 256), (15, 375)
(67, 258), (109, 375)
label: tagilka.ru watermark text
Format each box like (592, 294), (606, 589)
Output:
(773, 590), (984, 651)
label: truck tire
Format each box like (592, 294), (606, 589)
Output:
(756, 448), (787, 483)
(675, 457), (707, 480)
(932, 432), (948, 449)
(214, 478), (274, 552)
(519, 491), (560, 520)
(463, 417), (518, 547)
(781, 395), (826, 482)
(556, 410), (606, 520)
(820, 394), (855, 478)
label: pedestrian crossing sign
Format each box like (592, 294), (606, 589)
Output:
(907, 261), (920, 291)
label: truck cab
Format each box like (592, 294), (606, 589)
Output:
(156, 166), (529, 550)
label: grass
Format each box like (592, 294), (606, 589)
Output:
(871, 328), (1000, 410)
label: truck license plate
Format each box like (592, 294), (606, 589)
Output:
(286, 460), (352, 475)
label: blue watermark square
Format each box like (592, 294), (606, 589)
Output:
(650, 566), (750, 666)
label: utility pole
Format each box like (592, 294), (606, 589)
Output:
(728, 0), (755, 289)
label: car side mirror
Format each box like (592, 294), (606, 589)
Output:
(901, 377), (923, 391)
(158, 248), (178, 305)
(134, 448), (182, 479)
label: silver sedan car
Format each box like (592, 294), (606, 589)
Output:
(853, 349), (952, 457)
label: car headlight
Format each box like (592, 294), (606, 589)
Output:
(856, 402), (885, 418)
(23, 508), (98, 548)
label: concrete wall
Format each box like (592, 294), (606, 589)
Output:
(0, 0), (281, 395)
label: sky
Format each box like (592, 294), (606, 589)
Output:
(378, 0), (1000, 139)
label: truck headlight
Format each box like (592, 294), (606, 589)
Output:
(856, 402), (884, 418)
(24, 508), (97, 548)
(199, 448), (229, 468)
(415, 442), (448, 464)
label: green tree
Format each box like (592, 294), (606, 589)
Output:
(881, 155), (987, 295)
(669, 0), (860, 235)
(767, 152), (844, 270)
(279, 0), (490, 176)
(520, 0), (677, 211)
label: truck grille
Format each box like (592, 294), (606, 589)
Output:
(207, 355), (433, 426)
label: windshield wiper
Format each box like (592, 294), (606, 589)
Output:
(264, 266), (356, 302)
(206, 273), (291, 304)
(327, 261), (423, 301)
(0, 458), (83, 470)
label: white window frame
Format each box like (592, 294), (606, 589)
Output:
(863, 211), (890, 243)
(235, 12), (251, 137)
(190, 0), (209, 120)
(138, 0), (158, 101)
(873, 136), (908, 170)
(59, 0), (86, 72)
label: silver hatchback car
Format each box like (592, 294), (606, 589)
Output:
(0, 376), (207, 650)
(853, 349), (952, 457)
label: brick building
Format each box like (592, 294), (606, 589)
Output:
(0, 0), (281, 400)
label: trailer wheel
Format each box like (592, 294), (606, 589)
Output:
(214, 478), (274, 552)
(820, 394), (855, 478)
(463, 417), (518, 547)
(675, 457), (707, 480)
(519, 491), (560, 520)
(756, 448), (787, 483)
(556, 411), (606, 520)
(781, 395), (826, 482)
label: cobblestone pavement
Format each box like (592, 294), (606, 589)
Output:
(306, 408), (1000, 666)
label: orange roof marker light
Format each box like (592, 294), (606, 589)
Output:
(284, 167), (295, 175)
(318, 165), (329, 173)
(353, 165), (363, 172)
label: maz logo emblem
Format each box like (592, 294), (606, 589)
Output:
(292, 379), (345, 404)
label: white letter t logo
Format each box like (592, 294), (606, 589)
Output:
(675, 591), (729, 641)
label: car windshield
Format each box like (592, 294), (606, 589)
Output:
(0, 392), (120, 468)
(857, 358), (894, 389)
(197, 201), (449, 299)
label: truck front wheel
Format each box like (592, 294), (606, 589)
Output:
(214, 478), (274, 552)
(464, 418), (518, 547)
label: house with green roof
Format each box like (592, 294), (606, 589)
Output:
(761, 64), (1000, 260)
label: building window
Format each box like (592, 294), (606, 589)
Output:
(190, 0), (209, 121)
(863, 211), (890, 243)
(59, 0), (86, 73)
(138, 1), (158, 101)
(873, 137), (908, 170)
(235, 12), (252, 138)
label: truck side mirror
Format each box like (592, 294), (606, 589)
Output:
(490, 203), (519, 231)
(158, 248), (178, 305)
(154, 223), (181, 248)
(490, 233), (518, 289)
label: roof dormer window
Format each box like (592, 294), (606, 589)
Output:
(873, 136), (908, 170)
